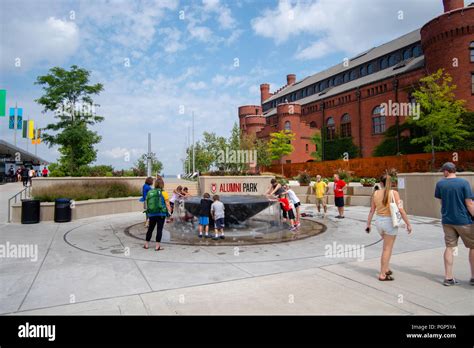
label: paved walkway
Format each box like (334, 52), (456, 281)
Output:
(0, 188), (472, 314)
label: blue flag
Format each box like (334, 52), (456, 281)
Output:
(8, 107), (14, 129)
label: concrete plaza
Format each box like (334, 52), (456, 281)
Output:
(0, 182), (473, 315)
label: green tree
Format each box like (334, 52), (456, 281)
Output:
(268, 130), (295, 175)
(134, 153), (163, 176)
(373, 123), (426, 157)
(310, 130), (323, 161)
(410, 69), (468, 168)
(35, 65), (104, 175)
(323, 130), (359, 161)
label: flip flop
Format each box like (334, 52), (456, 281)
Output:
(155, 246), (164, 251)
(143, 245), (149, 249)
(378, 275), (394, 281)
(386, 270), (393, 276)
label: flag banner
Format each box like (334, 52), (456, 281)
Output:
(17, 108), (23, 129)
(0, 90), (6, 117)
(22, 121), (27, 138)
(36, 129), (41, 139)
(28, 120), (34, 139)
(9, 107), (15, 129)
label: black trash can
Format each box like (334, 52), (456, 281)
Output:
(55, 198), (72, 223)
(21, 199), (40, 224)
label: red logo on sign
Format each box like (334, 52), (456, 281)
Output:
(211, 183), (217, 194)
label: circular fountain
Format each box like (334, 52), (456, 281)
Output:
(126, 195), (326, 245)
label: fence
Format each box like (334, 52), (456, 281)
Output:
(263, 151), (474, 178)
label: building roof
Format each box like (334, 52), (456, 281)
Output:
(0, 140), (49, 165)
(263, 54), (425, 117)
(265, 28), (422, 104)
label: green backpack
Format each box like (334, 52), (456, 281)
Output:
(146, 189), (168, 216)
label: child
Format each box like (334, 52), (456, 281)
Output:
(283, 184), (301, 227)
(140, 177), (154, 227)
(198, 193), (213, 238)
(168, 186), (183, 222)
(211, 195), (225, 240)
(278, 193), (297, 231)
(181, 187), (191, 198)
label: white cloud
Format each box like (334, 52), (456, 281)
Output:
(158, 27), (186, 53)
(0, 16), (79, 70)
(202, 0), (236, 29)
(186, 81), (207, 90)
(188, 25), (213, 42)
(251, 0), (442, 60)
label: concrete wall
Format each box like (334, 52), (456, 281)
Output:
(398, 172), (474, 219)
(199, 176), (274, 196)
(11, 196), (144, 223)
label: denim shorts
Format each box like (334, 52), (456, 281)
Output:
(375, 215), (398, 236)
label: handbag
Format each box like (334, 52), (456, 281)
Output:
(389, 190), (402, 227)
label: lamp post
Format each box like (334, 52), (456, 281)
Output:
(147, 133), (152, 177)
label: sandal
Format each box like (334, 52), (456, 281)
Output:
(379, 274), (394, 281)
(143, 244), (149, 249)
(155, 246), (164, 251)
(386, 270), (393, 276)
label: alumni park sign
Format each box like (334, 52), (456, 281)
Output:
(198, 176), (275, 196)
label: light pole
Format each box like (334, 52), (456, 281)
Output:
(192, 111), (195, 174)
(147, 133), (152, 177)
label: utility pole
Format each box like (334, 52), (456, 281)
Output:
(192, 111), (195, 174)
(147, 133), (152, 177)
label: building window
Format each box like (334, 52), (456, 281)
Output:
(367, 63), (374, 74)
(340, 113), (351, 138)
(326, 117), (335, 141)
(413, 44), (422, 57)
(360, 66), (367, 77)
(343, 73), (349, 83)
(388, 54), (397, 66)
(309, 121), (317, 128)
(284, 121), (291, 130)
(380, 57), (388, 70)
(305, 144), (309, 152)
(403, 48), (412, 60)
(472, 73), (474, 94)
(470, 42), (474, 62)
(372, 106), (386, 134)
(349, 70), (356, 81)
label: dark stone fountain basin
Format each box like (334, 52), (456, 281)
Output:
(184, 195), (275, 225)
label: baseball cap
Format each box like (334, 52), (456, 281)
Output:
(440, 162), (456, 172)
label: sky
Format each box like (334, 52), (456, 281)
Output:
(0, 0), (443, 175)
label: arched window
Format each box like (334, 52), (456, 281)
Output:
(372, 106), (386, 134)
(349, 70), (356, 80)
(284, 121), (291, 131)
(413, 44), (422, 57)
(305, 144), (309, 152)
(360, 66), (367, 77)
(343, 73), (349, 83)
(388, 54), (397, 66)
(380, 57), (388, 70)
(367, 63), (374, 74)
(403, 48), (412, 60)
(326, 117), (335, 141)
(309, 121), (317, 128)
(470, 41), (474, 62)
(340, 113), (351, 138)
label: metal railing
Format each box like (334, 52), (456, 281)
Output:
(7, 186), (31, 223)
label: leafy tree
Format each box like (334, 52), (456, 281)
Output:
(268, 130), (295, 174)
(323, 130), (359, 161)
(134, 153), (163, 176)
(310, 130), (323, 161)
(373, 123), (426, 157)
(35, 65), (104, 175)
(409, 69), (468, 168)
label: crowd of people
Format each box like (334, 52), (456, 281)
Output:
(5, 165), (48, 186)
(141, 162), (473, 286)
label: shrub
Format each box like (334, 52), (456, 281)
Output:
(295, 170), (312, 185)
(33, 181), (141, 202)
(335, 168), (354, 182)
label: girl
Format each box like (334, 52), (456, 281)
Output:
(366, 172), (412, 281)
(168, 185), (183, 222)
(283, 184), (301, 227)
(144, 177), (171, 251)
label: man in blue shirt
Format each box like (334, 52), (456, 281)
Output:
(434, 162), (474, 286)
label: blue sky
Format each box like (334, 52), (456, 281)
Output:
(0, 0), (443, 174)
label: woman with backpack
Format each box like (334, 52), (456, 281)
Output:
(144, 176), (171, 251)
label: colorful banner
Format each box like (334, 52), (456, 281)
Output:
(22, 121), (27, 138)
(17, 108), (23, 129)
(0, 90), (5, 117)
(9, 108), (15, 129)
(28, 120), (34, 139)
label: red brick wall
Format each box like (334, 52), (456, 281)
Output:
(421, 6), (474, 110)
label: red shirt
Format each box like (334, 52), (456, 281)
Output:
(42, 168), (48, 175)
(334, 180), (346, 198)
(278, 197), (292, 211)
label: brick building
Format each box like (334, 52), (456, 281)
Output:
(239, 0), (474, 163)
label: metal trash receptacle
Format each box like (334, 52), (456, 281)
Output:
(21, 199), (40, 224)
(54, 198), (72, 223)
